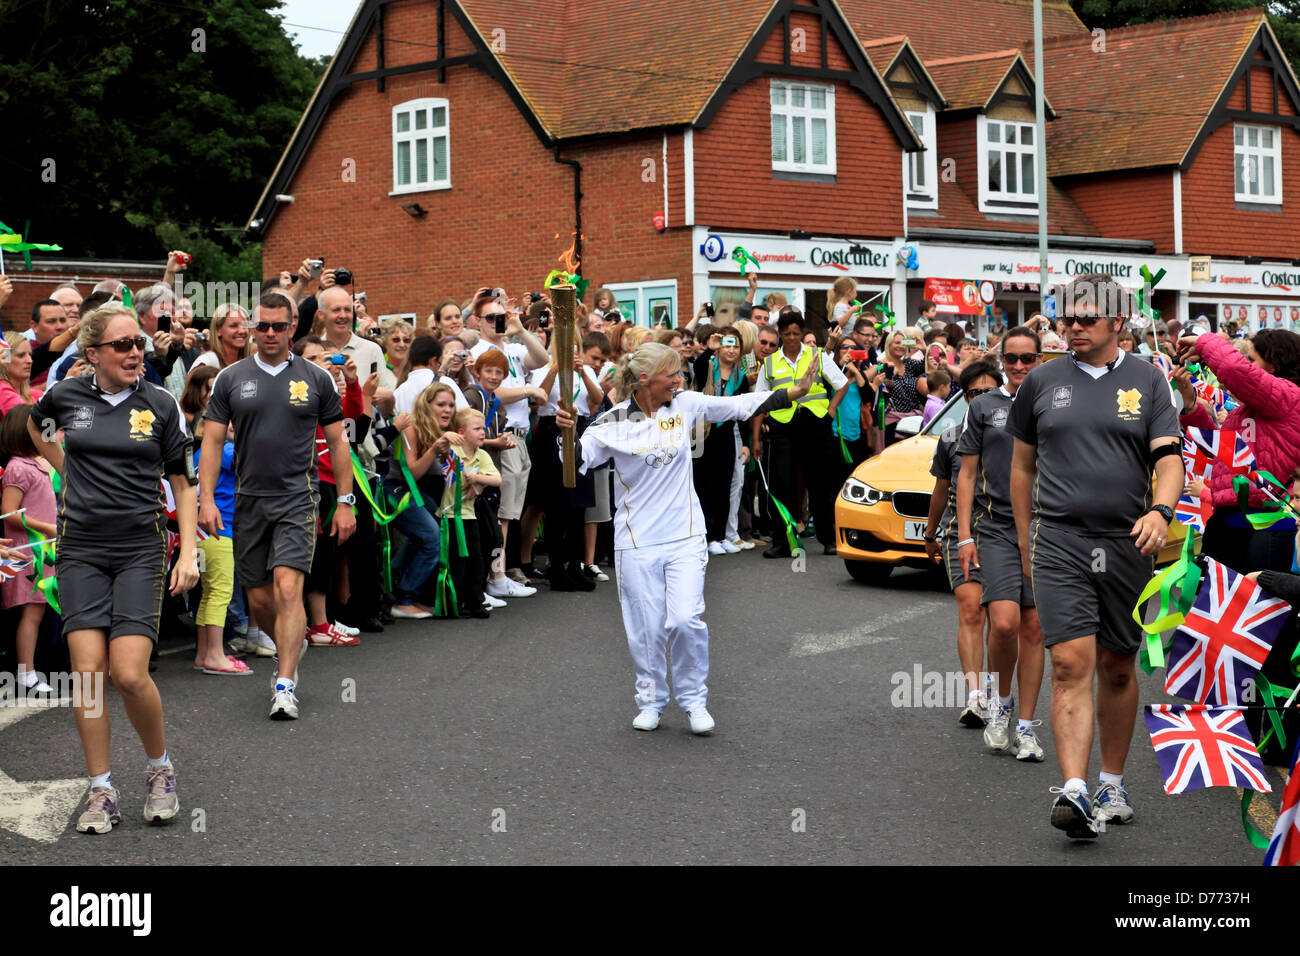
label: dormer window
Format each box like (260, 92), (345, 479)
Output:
(978, 116), (1037, 211)
(905, 106), (937, 208)
(770, 80), (836, 175)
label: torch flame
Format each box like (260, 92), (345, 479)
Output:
(557, 232), (580, 275)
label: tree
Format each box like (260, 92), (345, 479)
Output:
(0, 0), (328, 284)
(1070, 0), (1300, 79)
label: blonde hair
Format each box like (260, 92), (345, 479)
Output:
(614, 342), (681, 402)
(623, 326), (652, 352)
(412, 382), (456, 456)
(733, 319), (758, 354)
(0, 333), (34, 398)
(77, 304), (138, 352)
(886, 325), (925, 353)
(382, 318), (414, 383)
(826, 277), (856, 318)
(210, 303), (253, 368)
(452, 407), (485, 432)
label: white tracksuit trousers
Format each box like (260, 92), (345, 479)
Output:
(725, 426), (744, 543)
(615, 535), (710, 713)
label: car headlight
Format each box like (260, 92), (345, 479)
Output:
(841, 478), (887, 505)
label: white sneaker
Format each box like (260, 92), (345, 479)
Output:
(483, 593), (507, 609)
(632, 709), (661, 731)
(718, 539), (741, 554)
(585, 564), (609, 582)
(983, 699), (1017, 753)
(269, 689), (299, 720)
(687, 709), (715, 735)
(246, 629), (276, 657)
(332, 620), (360, 637)
(707, 541), (727, 555)
(488, 576), (536, 598)
(1015, 720), (1046, 762)
(730, 538), (756, 551)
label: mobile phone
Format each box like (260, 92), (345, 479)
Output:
(309, 258), (324, 278)
(540, 310), (551, 329)
(704, 302), (715, 318)
(929, 345), (945, 362)
(328, 354), (347, 366)
(356, 291), (367, 304)
(158, 313), (172, 334)
(848, 349), (871, 361)
(495, 313), (507, 335)
(370, 361), (379, 377)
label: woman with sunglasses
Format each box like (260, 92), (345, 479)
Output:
(378, 319), (414, 390)
(865, 326), (928, 448)
(28, 304), (200, 834)
(955, 326), (1046, 763)
(925, 361), (1002, 730)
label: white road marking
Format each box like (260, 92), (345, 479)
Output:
(789, 603), (945, 658)
(0, 703), (87, 843)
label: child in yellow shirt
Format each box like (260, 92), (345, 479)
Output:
(441, 408), (501, 617)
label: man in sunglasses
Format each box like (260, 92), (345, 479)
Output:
(956, 327), (1046, 764)
(1008, 274), (1183, 840)
(200, 292), (356, 721)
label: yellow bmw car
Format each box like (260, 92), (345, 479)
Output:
(835, 360), (1193, 585)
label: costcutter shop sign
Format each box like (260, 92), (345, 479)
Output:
(1188, 261), (1300, 296)
(916, 243), (1190, 288)
(694, 231), (897, 278)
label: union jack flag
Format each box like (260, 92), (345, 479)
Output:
(1184, 427), (1255, 477)
(1192, 378), (1225, 410)
(1264, 741), (1300, 866)
(1174, 489), (1214, 532)
(0, 557), (30, 582)
(1182, 432), (1213, 485)
(1144, 704), (1272, 795)
(1164, 558), (1291, 706)
(161, 479), (210, 562)
(442, 449), (461, 483)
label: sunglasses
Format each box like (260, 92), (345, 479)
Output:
(94, 335), (148, 353)
(1002, 352), (1040, 366)
(965, 387), (994, 399)
(255, 321), (291, 333)
(1065, 314), (1112, 327)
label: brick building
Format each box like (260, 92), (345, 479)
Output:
(247, 0), (1300, 335)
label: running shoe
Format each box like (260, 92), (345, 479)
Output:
(1015, 721), (1045, 762)
(729, 538), (756, 551)
(1049, 787), (1098, 839)
(76, 787), (122, 834)
(583, 564), (609, 582)
(1093, 781), (1135, 824)
(632, 709), (661, 731)
(487, 576), (536, 598)
(269, 689), (300, 720)
(983, 699), (1017, 752)
(718, 540), (741, 554)
(958, 694), (987, 728)
(143, 766), (179, 823)
(707, 541), (727, 555)
(687, 709), (715, 735)
(483, 594), (507, 609)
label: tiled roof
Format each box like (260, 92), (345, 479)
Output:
(920, 169), (1099, 236)
(924, 50), (1023, 112)
(840, 0), (1086, 61)
(1040, 9), (1265, 176)
(458, 0), (774, 139)
(861, 35), (908, 76)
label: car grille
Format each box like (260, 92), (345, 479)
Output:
(890, 491), (931, 519)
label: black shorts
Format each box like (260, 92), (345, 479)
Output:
(234, 491), (319, 589)
(59, 536), (170, 642)
(975, 519), (1034, 607)
(1030, 518), (1151, 655)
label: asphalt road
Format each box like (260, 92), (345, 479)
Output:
(0, 548), (1281, 865)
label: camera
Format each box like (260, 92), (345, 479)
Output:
(328, 354), (347, 366)
(332, 268), (353, 286)
(355, 291), (367, 304)
(309, 258), (324, 278)
(174, 253), (191, 267)
(528, 291), (542, 303)
(495, 313), (507, 334)
(158, 313), (172, 334)
(458, 350), (470, 362)
(197, 330), (209, 342)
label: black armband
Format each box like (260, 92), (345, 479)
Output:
(166, 458), (199, 486)
(756, 390), (793, 415)
(1149, 442), (1181, 466)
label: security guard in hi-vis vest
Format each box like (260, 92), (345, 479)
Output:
(755, 309), (849, 557)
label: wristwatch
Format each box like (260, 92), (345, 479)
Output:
(1147, 504), (1173, 523)
(337, 493), (357, 506)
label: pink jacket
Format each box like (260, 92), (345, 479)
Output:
(1180, 333), (1300, 508)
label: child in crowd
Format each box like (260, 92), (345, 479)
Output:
(922, 369), (952, 428)
(0, 405), (56, 695)
(442, 409), (500, 617)
(192, 414), (249, 675)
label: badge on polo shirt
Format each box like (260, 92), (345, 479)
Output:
(128, 408), (155, 441)
(1052, 385), (1072, 409)
(991, 407), (1009, 428)
(1116, 387), (1141, 421)
(239, 380), (258, 400)
(70, 406), (95, 430)
(289, 380), (309, 406)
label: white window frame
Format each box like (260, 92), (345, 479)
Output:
(977, 115), (1038, 212)
(603, 280), (678, 328)
(770, 80), (837, 175)
(1234, 123), (1282, 205)
(905, 105), (938, 209)
(391, 97), (450, 196)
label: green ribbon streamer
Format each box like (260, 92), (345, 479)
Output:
(754, 457), (800, 554)
(1135, 265), (1166, 326)
(1240, 790), (1271, 850)
(20, 512), (59, 612)
(1132, 531), (1200, 673)
(1230, 469), (1299, 528)
(1239, 677), (1299, 849)
(543, 270), (590, 300)
(431, 465), (469, 617)
(0, 220), (62, 270)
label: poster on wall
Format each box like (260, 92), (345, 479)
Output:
(649, 297), (672, 328)
(923, 277), (982, 315)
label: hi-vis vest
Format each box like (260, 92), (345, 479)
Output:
(764, 348), (829, 422)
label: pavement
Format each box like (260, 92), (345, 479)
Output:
(0, 547), (1282, 865)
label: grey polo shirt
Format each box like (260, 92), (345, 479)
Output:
(31, 375), (193, 547)
(958, 387), (1016, 526)
(929, 427), (963, 536)
(205, 352), (343, 497)
(1007, 352), (1181, 536)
